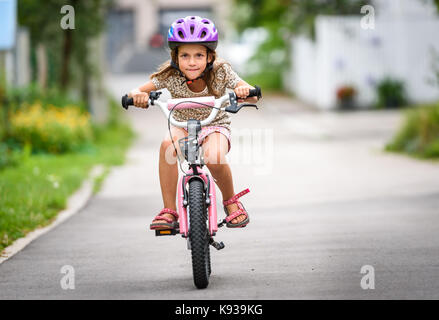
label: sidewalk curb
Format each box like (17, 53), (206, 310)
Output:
(0, 165), (105, 265)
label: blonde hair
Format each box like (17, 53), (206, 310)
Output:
(149, 46), (230, 98)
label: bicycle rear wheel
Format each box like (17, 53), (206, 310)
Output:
(188, 178), (210, 289)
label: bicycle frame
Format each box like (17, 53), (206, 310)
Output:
(150, 94), (230, 239)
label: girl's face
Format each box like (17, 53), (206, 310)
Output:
(177, 44), (212, 80)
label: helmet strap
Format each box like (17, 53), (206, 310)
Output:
(170, 59), (213, 86)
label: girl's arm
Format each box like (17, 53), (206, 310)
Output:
(128, 80), (157, 97)
(234, 80), (259, 103)
(128, 81), (158, 109)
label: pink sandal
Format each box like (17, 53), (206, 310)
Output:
(223, 189), (250, 228)
(150, 208), (179, 230)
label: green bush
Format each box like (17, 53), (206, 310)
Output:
(245, 70), (282, 91)
(106, 93), (131, 129)
(376, 77), (408, 108)
(5, 83), (87, 112)
(9, 102), (93, 154)
(386, 102), (439, 158)
(0, 143), (31, 170)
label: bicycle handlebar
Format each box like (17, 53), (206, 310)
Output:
(121, 85), (261, 128)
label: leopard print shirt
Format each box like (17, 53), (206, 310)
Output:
(151, 60), (242, 132)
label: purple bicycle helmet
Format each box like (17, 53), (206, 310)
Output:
(167, 16), (218, 51)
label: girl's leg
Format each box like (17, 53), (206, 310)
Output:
(202, 132), (246, 224)
(154, 127), (187, 225)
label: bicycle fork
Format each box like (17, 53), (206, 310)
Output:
(156, 165), (225, 251)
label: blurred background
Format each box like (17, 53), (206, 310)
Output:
(1, 1), (438, 170)
(1, 0), (439, 110)
(1, 0), (439, 263)
(2, 1), (439, 299)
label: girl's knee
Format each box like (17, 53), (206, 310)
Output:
(161, 139), (175, 154)
(203, 148), (227, 165)
(161, 138), (179, 164)
(203, 134), (228, 165)
(161, 128), (186, 156)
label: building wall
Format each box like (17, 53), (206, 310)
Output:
(114, 0), (232, 49)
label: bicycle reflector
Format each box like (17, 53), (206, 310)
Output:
(155, 229), (179, 236)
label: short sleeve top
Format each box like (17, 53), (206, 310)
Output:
(150, 59), (242, 131)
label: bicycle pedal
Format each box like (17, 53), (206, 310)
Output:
(209, 239), (225, 251)
(155, 228), (179, 236)
(218, 219), (227, 228)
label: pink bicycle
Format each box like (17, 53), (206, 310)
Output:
(121, 86), (261, 289)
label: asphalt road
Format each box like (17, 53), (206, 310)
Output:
(1, 74), (439, 299)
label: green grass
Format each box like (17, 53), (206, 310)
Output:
(92, 166), (111, 195)
(0, 122), (135, 253)
(385, 102), (439, 160)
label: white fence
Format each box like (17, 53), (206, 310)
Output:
(288, 14), (439, 110)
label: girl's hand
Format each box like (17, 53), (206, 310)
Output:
(234, 85), (254, 103)
(130, 89), (149, 109)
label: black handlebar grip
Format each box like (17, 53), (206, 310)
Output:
(248, 86), (262, 99)
(121, 95), (134, 110)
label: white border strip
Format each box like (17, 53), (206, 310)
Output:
(0, 165), (105, 265)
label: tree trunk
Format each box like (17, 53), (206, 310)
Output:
(81, 60), (90, 108)
(60, 29), (73, 90)
(36, 43), (47, 90)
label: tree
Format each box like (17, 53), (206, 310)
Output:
(18, 0), (59, 89)
(18, 0), (112, 102)
(231, 0), (370, 90)
(234, 0), (370, 38)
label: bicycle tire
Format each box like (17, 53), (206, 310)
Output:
(207, 242), (212, 276)
(188, 178), (210, 289)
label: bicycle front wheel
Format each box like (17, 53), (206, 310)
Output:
(188, 178), (210, 289)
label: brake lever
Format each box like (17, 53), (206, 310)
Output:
(225, 103), (259, 114)
(149, 91), (162, 105)
(239, 104), (259, 110)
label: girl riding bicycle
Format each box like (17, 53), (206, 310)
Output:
(127, 16), (260, 231)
